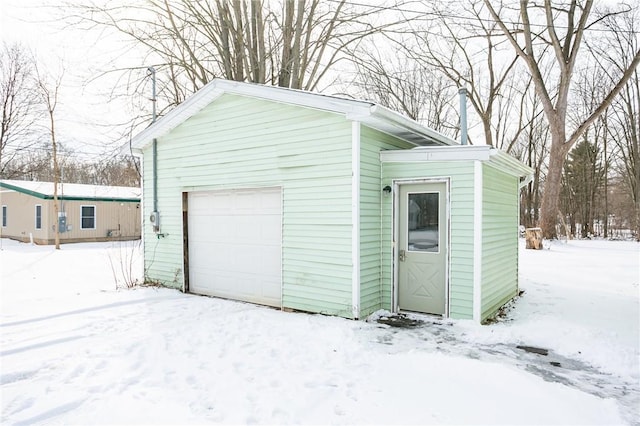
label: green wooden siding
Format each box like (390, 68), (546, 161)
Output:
(381, 161), (476, 319)
(142, 94), (355, 317)
(481, 164), (519, 321)
(359, 127), (413, 317)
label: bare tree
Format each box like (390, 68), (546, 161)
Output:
(64, 0), (398, 113)
(563, 66), (614, 238)
(591, 8), (640, 240)
(387, 0), (528, 150)
(511, 92), (550, 228)
(35, 65), (64, 249)
(2, 143), (52, 181)
(484, 0), (640, 238)
(348, 46), (460, 138)
(93, 156), (140, 187)
(0, 43), (40, 178)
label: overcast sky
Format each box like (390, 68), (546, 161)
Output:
(1, 0), (148, 159)
(2, 0), (632, 158)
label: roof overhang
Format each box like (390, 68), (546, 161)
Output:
(380, 145), (534, 187)
(127, 79), (457, 153)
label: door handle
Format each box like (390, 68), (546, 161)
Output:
(399, 249), (406, 262)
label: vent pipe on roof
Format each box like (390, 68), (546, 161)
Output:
(459, 87), (468, 146)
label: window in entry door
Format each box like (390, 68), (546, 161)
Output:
(407, 192), (439, 252)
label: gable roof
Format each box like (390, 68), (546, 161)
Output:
(0, 180), (141, 202)
(129, 79), (459, 151)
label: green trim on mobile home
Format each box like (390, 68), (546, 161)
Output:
(0, 180), (141, 245)
(0, 181), (140, 202)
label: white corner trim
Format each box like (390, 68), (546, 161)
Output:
(351, 121), (361, 319)
(473, 161), (483, 322)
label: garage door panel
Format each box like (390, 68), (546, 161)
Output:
(189, 191), (211, 209)
(192, 273), (280, 306)
(191, 271), (235, 295)
(261, 215), (283, 241)
(210, 192), (233, 212)
(261, 192), (282, 211)
(261, 247), (281, 276)
(188, 187), (282, 308)
(236, 191), (258, 210)
(191, 241), (235, 268)
(236, 216), (261, 240)
(210, 216), (239, 241)
(261, 277), (281, 302)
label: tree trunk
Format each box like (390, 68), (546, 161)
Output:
(570, 214), (576, 237)
(539, 135), (569, 239)
(482, 115), (493, 147)
(51, 117), (60, 250)
(279, 0), (295, 88)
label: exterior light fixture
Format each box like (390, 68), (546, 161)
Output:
(382, 185), (392, 196)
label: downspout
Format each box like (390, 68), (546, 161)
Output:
(459, 87), (468, 145)
(153, 144), (158, 214)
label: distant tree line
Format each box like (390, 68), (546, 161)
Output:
(1, 0), (638, 239)
(1, 143), (140, 187)
(0, 42), (139, 188)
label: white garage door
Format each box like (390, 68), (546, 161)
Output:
(188, 187), (282, 307)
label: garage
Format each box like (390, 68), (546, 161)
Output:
(187, 187), (282, 307)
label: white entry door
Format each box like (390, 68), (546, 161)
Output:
(398, 182), (448, 315)
(188, 187), (282, 307)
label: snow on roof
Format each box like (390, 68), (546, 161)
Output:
(0, 180), (141, 201)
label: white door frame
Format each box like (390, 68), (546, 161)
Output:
(392, 178), (451, 317)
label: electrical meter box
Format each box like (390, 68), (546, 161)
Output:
(149, 211), (160, 233)
(58, 212), (67, 233)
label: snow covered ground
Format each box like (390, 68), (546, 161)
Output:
(1, 237), (638, 425)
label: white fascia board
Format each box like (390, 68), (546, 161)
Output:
(488, 150), (534, 186)
(367, 105), (458, 146)
(130, 86), (226, 150)
(380, 145), (533, 185)
(380, 145), (492, 162)
(120, 138), (145, 156)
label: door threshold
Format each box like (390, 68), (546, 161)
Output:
(398, 310), (445, 321)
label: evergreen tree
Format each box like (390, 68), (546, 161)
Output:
(562, 139), (605, 238)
